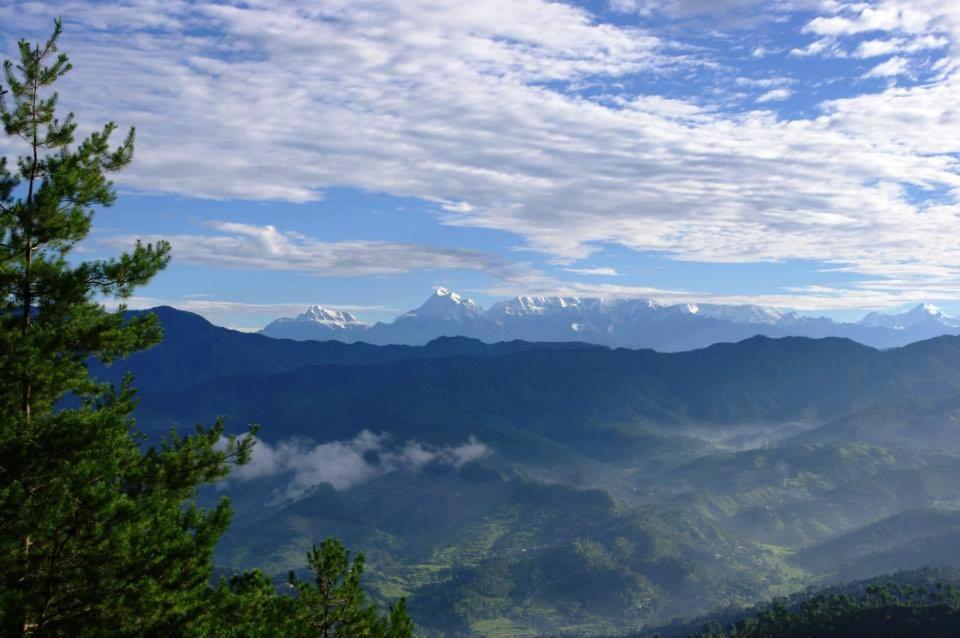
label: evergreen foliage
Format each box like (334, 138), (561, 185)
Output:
(288, 539), (414, 638)
(0, 22), (412, 638)
(199, 539), (413, 638)
(0, 20), (251, 636)
(688, 583), (960, 638)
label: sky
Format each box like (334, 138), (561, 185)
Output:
(2, 0), (960, 329)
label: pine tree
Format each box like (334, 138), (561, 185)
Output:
(288, 539), (414, 638)
(0, 21), (254, 636)
(0, 22), (413, 638)
(200, 539), (414, 638)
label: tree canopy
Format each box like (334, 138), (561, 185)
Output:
(0, 21), (412, 638)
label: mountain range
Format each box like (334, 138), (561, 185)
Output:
(260, 288), (960, 350)
(98, 306), (960, 636)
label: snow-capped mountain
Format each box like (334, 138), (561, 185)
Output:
(398, 288), (483, 322)
(261, 305), (368, 341)
(359, 288), (487, 344)
(688, 303), (787, 325)
(297, 306), (362, 325)
(259, 292), (960, 351)
(487, 296), (586, 317)
(859, 303), (960, 330)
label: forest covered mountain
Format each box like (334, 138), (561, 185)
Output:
(97, 306), (960, 636)
(622, 566), (960, 638)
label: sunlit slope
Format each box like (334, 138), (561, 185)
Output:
(117, 308), (960, 637)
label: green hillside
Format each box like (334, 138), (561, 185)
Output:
(121, 308), (960, 636)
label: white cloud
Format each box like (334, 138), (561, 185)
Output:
(735, 76), (794, 88)
(610, 0), (759, 17)
(99, 296), (397, 331)
(564, 267), (621, 276)
(755, 88), (792, 103)
(114, 296), (390, 319)
(229, 431), (490, 500)
(789, 37), (838, 57)
(610, 0), (832, 18)
(854, 39), (901, 58)
(799, 2), (958, 66)
(98, 221), (507, 277)
(3, 0), (960, 307)
(480, 276), (960, 312)
(804, 7), (910, 37)
(854, 35), (949, 58)
(863, 55), (910, 78)
(111, 278), (960, 321)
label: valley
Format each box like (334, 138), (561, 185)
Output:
(101, 307), (960, 636)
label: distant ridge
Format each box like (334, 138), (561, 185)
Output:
(260, 289), (960, 351)
(98, 306), (600, 392)
(110, 306), (960, 442)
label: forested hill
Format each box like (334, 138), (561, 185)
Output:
(94, 307), (960, 636)
(104, 307), (960, 441)
(92, 306), (601, 392)
(635, 567), (960, 638)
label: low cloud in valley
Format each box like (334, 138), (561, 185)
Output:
(228, 431), (490, 501)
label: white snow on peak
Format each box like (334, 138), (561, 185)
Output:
(489, 296), (586, 316)
(657, 302), (782, 324)
(498, 296), (665, 316)
(260, 290), (960, 348)
(296, 305), (362, 325)
(859, 303), (957, 329)
(404, 288), (483, 321)
(693, 304), (784, 325)
(485, 296), (786, 324)
(910, 303), (946, 319)
(665, 303), (700, 316)
(284, 295), (792, 332)
(609, 298), (665, 318)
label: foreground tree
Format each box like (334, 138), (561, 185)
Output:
(0, 21), (255, 636)
(0, 22), (413, 637)
(200, 539), (414, 638)
(288, 539), (414, 638)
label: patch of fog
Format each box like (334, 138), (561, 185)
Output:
(226, 430), (489, 501)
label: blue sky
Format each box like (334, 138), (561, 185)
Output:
(2, 0), (960, 329)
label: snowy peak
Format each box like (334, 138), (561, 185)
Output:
(401, 292), (791, 326)
(489, 296), (665, 318)
(859, 303), (957, 329)
(610, 298), (666, 319)
(260, 304), (368, 341)
(692, 304), (784, 325)
(297, 305), (362, 325)
(403, 288), (483, 322)
(654, 302), (783, 325)
(260, 291), (960, 351)
(907, 303), (949, 322)
(489, 296), (586, 317)
(664, 303), (701, 317)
